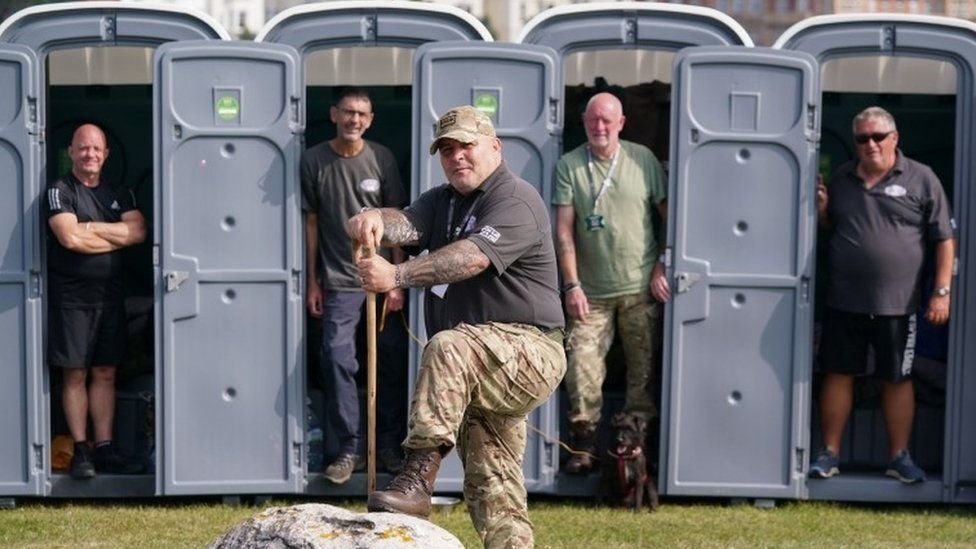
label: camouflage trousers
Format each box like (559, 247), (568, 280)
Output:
(565, 292), (661, 426)
(405, 322), (566, 549)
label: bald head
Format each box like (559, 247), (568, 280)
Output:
(68, 124), (109, 184)
(582, 92), (625, 158)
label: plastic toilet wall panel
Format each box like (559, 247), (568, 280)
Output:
(155, 40), (303, 495)
(0, 43), (42, 497)
(664, 46), (818, 499)
(520, 9), (751, 52)
(0, 8), (225, 51)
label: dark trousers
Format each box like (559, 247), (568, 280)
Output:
(320, 289), (408, 455)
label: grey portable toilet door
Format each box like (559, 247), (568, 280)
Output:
(0, 43), (44, 497)
(412, 41), (562, 492)
(154, 40), (304, 495)
(662, 46), (819, 499)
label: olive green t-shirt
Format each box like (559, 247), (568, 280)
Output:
(552, 140), (666, 298)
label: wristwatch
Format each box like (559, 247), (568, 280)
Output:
(935, 286), (951, 297)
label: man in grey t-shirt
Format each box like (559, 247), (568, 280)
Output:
(810, 106), (955, 484)
(301, 88), (408, 483)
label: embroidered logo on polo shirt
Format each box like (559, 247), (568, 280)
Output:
(884, 184), (907, 197)
(359, 178), (380, 193)
(479, 225), (500, 243)
(110, 200), (121, 210)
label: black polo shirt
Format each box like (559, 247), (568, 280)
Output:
(825, 151), (954, 315)
(403, 163), (563, 336)
(45, 172), (137, 308)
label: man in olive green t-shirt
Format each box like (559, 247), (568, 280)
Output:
(552, 92), (671, 475)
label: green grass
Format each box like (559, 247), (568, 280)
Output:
(0, 498), (974, 548)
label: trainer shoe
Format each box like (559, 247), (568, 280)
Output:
(69, 442), (96, 480)
(323, 452), (364, 484)
(809, 447), (840, 479)
(93, 442), (144, 474)
(886, 450), (926, 484)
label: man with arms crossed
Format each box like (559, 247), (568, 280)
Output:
(46, 123), (147, 479)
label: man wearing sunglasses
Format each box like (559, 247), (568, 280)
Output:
(810, 106), (955, 484)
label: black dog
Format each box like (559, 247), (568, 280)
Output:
(600, 412), (659, 511)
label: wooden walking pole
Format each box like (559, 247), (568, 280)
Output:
(353, 240), (378, 494)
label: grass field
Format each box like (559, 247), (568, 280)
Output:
(1, 497), (975, 548)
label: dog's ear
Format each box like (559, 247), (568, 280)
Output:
(635, 417), (648, 434)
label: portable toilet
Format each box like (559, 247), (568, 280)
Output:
(654, 14), (974, 504)
(255, 1), (493, 496)
(513, 2), (753, 495)
(773, 14), (976, 504)
(0, 2), (307, 501)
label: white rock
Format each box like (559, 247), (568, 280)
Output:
(210, 503), (464, 549)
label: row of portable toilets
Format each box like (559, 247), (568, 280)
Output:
(0, 0), (974, 505)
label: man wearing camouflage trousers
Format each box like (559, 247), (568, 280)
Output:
(348, 105), (566, 548)
(553, 92), (670, 474)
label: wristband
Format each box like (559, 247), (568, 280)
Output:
(561, 281), (580, 295)
(394, 264), (403, 289)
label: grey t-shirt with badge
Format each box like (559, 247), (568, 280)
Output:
(825, 151), (954, 315)
(301, 139), (405, 289)
(403, 163), (563, 336)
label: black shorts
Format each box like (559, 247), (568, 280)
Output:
(48, 305), (126, 368)
(818, 307), (916, 383)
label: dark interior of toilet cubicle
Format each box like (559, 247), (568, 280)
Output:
(556, 49), (957, 482)
(44, 47), (156, 476)
(811, 57), (956, 478)
(557, 48), (673, 476)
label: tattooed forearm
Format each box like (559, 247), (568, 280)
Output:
(401, 239), (490, 287)
(380, 209), (422, 247)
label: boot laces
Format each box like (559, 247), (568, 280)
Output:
(388, 454), (433, 494)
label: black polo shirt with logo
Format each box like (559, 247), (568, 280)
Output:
(825, 151), (954, 315)
(403, 162), (563, 336)
(45, 172), (137, 308)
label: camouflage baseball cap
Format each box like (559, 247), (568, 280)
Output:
(429, 105), (496, 155)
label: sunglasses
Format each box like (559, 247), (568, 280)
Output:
(854, 131), (893, 144)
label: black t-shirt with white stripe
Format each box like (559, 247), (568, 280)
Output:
(45, 173), (137, 308)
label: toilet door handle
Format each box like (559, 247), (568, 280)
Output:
(164, 271), (189, 293)
(675, 271), (701, 294)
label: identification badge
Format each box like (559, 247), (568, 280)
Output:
(585, 214), (605, 231)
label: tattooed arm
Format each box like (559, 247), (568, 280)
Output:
(347, 208), (422, 249)
(356, 239), (490, 293)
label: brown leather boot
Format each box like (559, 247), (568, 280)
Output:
(367, 447), (442, 518)
(564, 421), (597, 475)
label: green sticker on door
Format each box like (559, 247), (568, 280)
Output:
(216, 96), (240, 120)
(473, 91), (498, 120)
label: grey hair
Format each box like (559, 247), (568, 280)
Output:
(852, 106), (897, 134)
